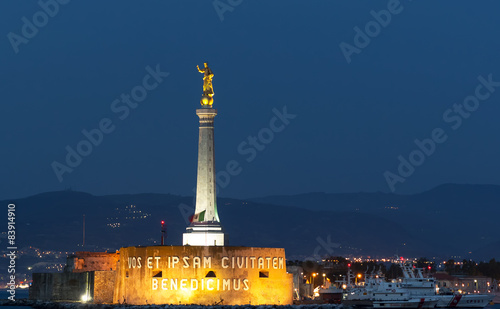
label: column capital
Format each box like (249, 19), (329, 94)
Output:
(196, 108), (217, 117)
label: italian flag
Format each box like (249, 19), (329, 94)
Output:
(191, 210), (206, 222)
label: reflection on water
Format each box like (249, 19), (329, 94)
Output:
(0, 288), (29, 299)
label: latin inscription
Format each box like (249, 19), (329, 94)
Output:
(152, 278), (250, 291)
(126, 255), (284, 293)
(127, 255), (284, 270)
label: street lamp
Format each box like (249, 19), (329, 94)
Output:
(322, 273), (326, 286)
(356, 273), (362, 285)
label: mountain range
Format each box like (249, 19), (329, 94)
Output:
(2, 183), (499, 263)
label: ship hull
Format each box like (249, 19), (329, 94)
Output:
(435, 294), (494, 308)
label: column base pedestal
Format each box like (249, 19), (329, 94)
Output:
(183, 222), (227, 246)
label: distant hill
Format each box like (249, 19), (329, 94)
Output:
(1, 184), (498, 265)
(248, 183), (500, 260)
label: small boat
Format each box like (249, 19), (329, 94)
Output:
(318, 285), (344, 304)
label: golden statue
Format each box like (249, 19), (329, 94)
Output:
(197, 63), (214, 106)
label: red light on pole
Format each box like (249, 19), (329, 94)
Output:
(348, 263), (351, 268)
(161, 220), (166, 245)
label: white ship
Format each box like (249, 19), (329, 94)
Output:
(343, 259), (494, 308)
(343, 267), (438, 308)
(396, 259), (493, 308)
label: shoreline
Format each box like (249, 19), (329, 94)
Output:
(0, 300), (344, 309)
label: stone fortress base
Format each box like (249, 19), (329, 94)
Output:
(114, 246), (293, 305)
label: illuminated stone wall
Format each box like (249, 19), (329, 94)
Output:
(66, 251), (119, 273)
(94, 271), (116, 303)
(113, 246), (293, 305)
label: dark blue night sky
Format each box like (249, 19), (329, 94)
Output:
(1, 0), (500, 200)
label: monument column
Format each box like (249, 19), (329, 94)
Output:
(194, 108), (219, 222)
(183, 63), (226, 246)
